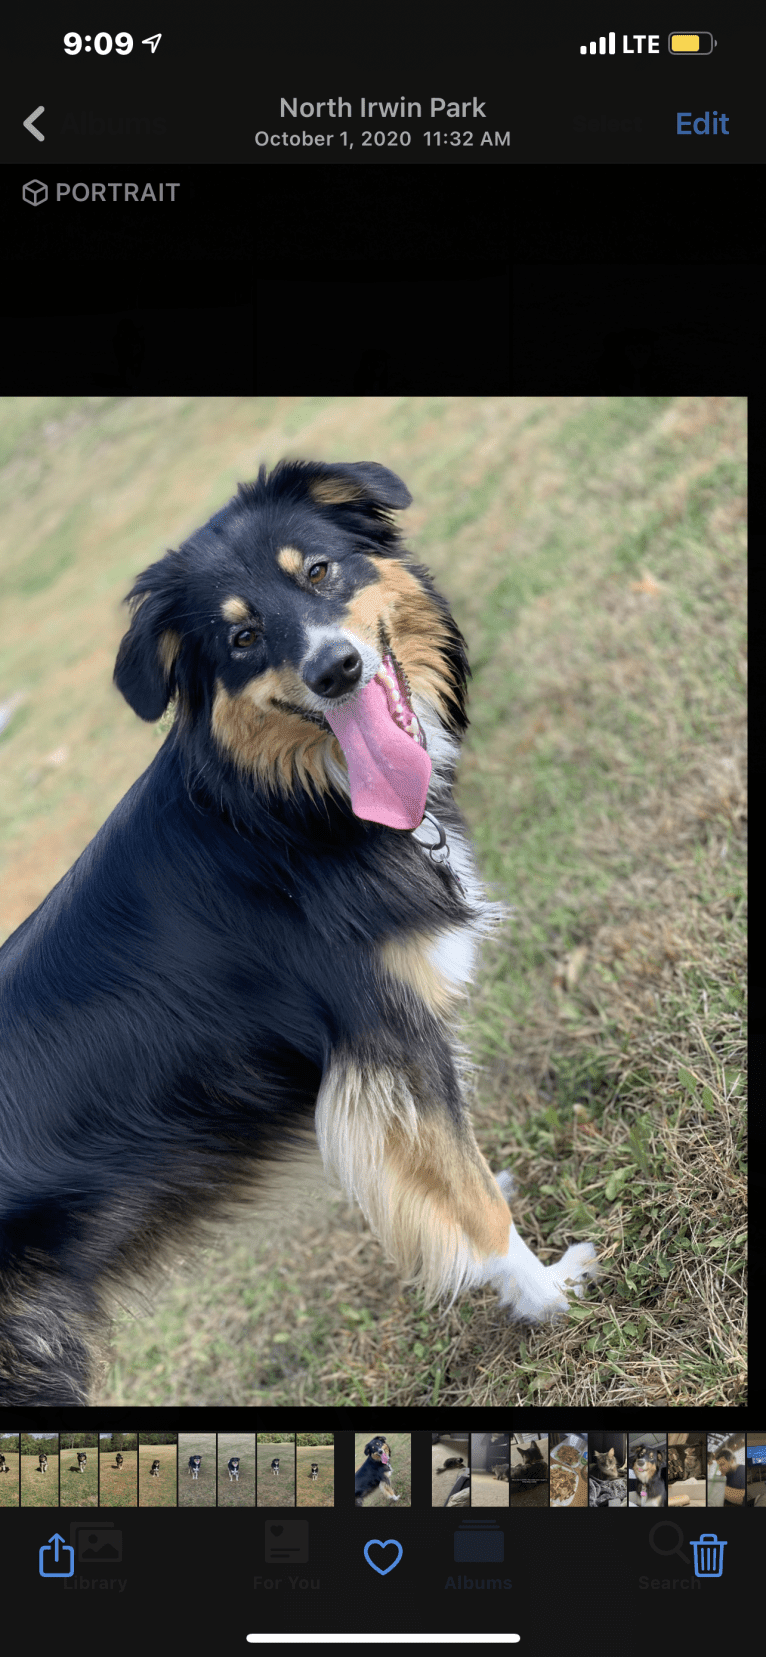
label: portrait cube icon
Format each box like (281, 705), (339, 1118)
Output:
(23, 179), (48, 206)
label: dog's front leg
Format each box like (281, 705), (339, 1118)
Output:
(316, 1049), (598, 1321)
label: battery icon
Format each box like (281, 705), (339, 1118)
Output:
(669, 33), (717, 53)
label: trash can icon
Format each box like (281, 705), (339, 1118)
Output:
(691, 1534), (727, 1578)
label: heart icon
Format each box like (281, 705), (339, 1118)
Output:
(364, 1539), (403, 1576)
(270, 1526), (283, 1536)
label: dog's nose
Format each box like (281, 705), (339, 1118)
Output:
(303, 642), (363, 701)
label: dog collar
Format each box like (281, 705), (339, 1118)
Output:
(411, 809), (467, 897)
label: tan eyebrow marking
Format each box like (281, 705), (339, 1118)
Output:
(277, 547), (305, 579)
(221, 596), (251, 624)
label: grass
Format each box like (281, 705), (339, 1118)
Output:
(0, 394), (746, 1408)
(257, 1440), (297, 1507)
(138, 1445), (177, 1507)
(218, 1434), (256, 1507)
(21, 1453), (59, 1508)
(297, 1442), (334, 1507)
(0, 1453), (19, 1509)
(60, 1445), (99, 1507)
(179, 1431), (217, 1508)
(99, 1450), (138, 1509)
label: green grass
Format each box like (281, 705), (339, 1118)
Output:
(60, 1446), (99, 1507)
(257, 1440), (296, 1507)
(179, 1432), (217, 1508)
(138, 1445), (177, 1508)
(21, 1454), (59, 1508)
(217, 1434), (256, 1507)
(0, 1453), (19, 1508)
(99, 1450), (138, 1509)
(297, 1442), (334, 1507)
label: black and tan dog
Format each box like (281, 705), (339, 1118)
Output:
(0, 460), (598, 1406)
(188, 1455), (202, 1478)
(310, 1463), (319, 1481)
(631, 1446), (666, 1507)
(115, 1453), (124, 1471)
(228, 1458), (241, 1481)
(77, 1452), (88, 1474)
(355, 1437), (400, 1507)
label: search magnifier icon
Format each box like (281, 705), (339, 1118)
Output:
(648, 1521), (692, 1567)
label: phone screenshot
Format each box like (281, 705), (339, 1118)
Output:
(0, 5), (754, 1649)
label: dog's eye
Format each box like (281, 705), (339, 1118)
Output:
(307, 562), (327, 584)
(232, 628), (257, 648)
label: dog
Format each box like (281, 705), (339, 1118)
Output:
(116, 1453), (124, 1470)
(271, 1458), (280, 1477)
(149, 1459), (161, 1477)
(228, 1457), (240, 1481)
(38, 1453), (48, 1474)
(355, 1437), (400, 1507)
(0, 459), (598, 1406)
(0, 1453), (9, 1473)
(631, 1446), (666, 1507)
(310, 1463), (319, 1480)
(188, 1455), (202, 1478)
(77, 1452), (87, 1473)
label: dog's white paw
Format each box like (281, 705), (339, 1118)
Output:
(495, 1169), (517, 1202)
(488, 1228), (598, 1323)
(547, 1241), (599, 1302)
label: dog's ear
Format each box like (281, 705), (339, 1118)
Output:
(301, 460), (412, 513)
(114, 552), (185, 721)
(363, 1441), (374, 1458)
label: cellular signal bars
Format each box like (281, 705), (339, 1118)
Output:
(580, 34), (616, 54)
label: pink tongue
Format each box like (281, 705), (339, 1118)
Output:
(325, 676), (431, 829)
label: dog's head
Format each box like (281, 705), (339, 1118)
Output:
(631, 1446), (664, 1482)
(364, 1437), (392, 1466)
(115, 460), (468, 831)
